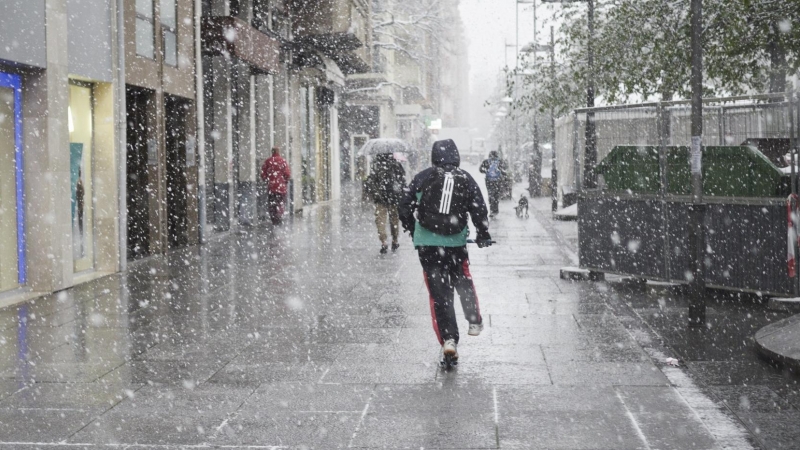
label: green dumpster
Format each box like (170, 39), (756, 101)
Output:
(597, 145), (789, 197)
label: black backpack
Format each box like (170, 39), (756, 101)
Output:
(418, 167), (470, 235)
(368, 159), (403, 204)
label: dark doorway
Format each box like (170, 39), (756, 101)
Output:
(126, 87), (154, 260)
(165, 96), (190, 249)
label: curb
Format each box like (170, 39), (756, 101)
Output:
(767, 297), (800, 313)
(754, 313), (800, 373)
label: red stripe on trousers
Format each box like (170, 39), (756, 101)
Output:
(461, 259), (482, 323)
(422, 271), (444, 346)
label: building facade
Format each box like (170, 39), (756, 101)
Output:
(340, 0), (469, 178)
(0, 0), (121, 301)
(0, 0), (433, 303)
(124, 0), (200, 260)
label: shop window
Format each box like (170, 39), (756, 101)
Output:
(0, 72), (24, 292)
(300, 87), (316, 204)
(136, 0), (155, 58)
(271, 9), (290, 39)
(252, 0), (270, 33)
(161, 0), (178, 66)
(69, 83), (95, 273)
(229, 0), (241, 17)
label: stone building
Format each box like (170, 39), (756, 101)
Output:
(0, 0), (122, 302)
(124, 0), (201, 260)
(0, 0), (374, 304)
(340, 0), (469, 177)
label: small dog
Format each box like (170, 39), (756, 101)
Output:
(515, 194), (529, 218)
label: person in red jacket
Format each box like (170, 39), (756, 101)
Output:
(261, 146), (291, 224)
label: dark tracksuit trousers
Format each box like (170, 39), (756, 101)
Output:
(486, 180), (502, 214)
(418, 246), (482, 345)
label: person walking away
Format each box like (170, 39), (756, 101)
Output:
(261, 146), (291, 225)
(399, 139), (493, 364)
(480, 150), (507, 216)
(367, 153), (406, 254)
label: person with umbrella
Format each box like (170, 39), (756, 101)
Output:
(363, 139), (408, 254)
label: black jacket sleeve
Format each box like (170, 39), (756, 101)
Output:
(399, 167), (435, 234)
(479, 159), (489, 174)
(465, 172), (491, 241)
(394, 161), (406, 189)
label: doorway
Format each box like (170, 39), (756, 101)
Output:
(125, 87), (154, 260)
(165, 96), (189, 249)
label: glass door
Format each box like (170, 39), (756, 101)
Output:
(69, 83), (94, 273)
(0, 72), (24, 291)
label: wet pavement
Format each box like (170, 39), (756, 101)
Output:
(0, 164), (792, 448)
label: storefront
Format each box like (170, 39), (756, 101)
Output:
(299, 85), (336, 204)
(0, 72), (24, 293)
(69, 82), (95, 273)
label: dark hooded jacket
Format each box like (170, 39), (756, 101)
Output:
(399, 139), (491, 247)
(366, 153), (406, 205)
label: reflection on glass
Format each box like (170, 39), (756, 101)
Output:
(136, 18), (155, 59)
(0, 86), (19, 291)
(164, 31), (177, 67)
(160, 0), (176, 28)
(136, 0), (153, 18)
(69, 84), (94, 273)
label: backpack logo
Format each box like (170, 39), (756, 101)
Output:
(439, 173), (455, 214)
(418, 168), (470, 235)
(487, 160), (501, 180)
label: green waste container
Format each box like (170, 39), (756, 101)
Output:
(597, 145), (789, 197)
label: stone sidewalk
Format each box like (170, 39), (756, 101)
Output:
(0, 173), (760, 448)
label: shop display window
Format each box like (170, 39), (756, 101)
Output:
(69, 83), (94, 273)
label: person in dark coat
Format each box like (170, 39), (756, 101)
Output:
(367, 152), (406, 254)
(479, 150), (508, 216)
(399, 139), (492, 364)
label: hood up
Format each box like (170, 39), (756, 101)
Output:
(431, 139), (460, 168)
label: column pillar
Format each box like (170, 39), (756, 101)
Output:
(209, 55), (232, 231)
(24, 0), (72, 292)
(254, 73), (273, 222)
(234, 64), (257, 226)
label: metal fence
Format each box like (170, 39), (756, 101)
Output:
(555, 93), (795, 198)
(556, 92), (800, 296)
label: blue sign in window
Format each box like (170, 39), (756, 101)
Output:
(0, 72), (25, 286)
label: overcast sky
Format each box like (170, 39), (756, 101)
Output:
(459, 0), (560, 135)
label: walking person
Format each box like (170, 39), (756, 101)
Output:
(367, 152), (406, 254)
(400, 139), (493, 364)
(261, 146), (291, 225)
(480, 150), (507, 217)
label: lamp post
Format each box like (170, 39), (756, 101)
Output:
(521, 42), (551, 198)
(688, 0), (706, 327)
(495, 106), (509, 157)
(541, 0), (596, 191)
(549, 26), (557, 211)
(499, 97), (514, 163)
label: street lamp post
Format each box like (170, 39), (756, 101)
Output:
(517, 0), (540, 196)
(688, 0), (706, 327)
(549, 26), (557, 211)
(521, 41), (553, 199)
(542, 0), (596, 191)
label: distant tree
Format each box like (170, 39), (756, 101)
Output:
(509, 0), (800, 115)
(372, 0), (448, 67)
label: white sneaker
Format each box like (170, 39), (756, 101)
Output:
(468, 322), (484, 336)
(442, 339), (458, 360)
